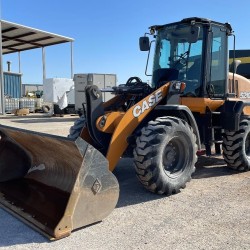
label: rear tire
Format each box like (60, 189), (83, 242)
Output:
(222, 118), (250, 171)
(68, 116), (86, 140)
(133, 116), (197, 195)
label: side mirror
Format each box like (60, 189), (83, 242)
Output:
(187, 26), (200, 43)
(139, 36), (150, 51)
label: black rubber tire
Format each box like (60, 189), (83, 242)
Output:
(133, 116), (197, 195)
(42, 105), (50, 113)
(222, 119), (250, 171)
(67, 116), (86, 140)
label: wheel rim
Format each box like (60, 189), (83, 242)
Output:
(245, 132), (250, 157)
(162, 136), (187, 178)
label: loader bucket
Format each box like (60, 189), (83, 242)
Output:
(0, 125), (119, 240)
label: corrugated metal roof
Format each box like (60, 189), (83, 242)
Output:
(1, 20), (74, 54)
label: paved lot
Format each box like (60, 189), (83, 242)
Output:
(0, 114), (249, 250)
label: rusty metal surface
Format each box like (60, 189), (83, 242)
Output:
(0, 125), (119, 240)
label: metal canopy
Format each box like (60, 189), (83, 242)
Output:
(1, 20), (74, 54)
(0, 20), (75, 114)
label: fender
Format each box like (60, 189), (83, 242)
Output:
(220, 100), (250, 130)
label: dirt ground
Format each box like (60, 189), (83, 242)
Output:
(0, 114), (249, 250)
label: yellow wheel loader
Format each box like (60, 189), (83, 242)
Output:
(1, 17), (250, 240)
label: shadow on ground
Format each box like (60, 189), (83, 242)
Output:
(0, 155), (241, 246)
(0, 114), (51, 120)
(114, 159), (162, 208)
(114, 155), (238, 208)
(0, 114), (78, 123)
(0, 209), (47, 246)
(193, 155), (237, 179)
(10, 118), (76, 124)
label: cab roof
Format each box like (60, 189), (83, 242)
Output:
(150, 17), (232, 33)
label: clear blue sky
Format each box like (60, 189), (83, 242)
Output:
(1, 0), (250, 84)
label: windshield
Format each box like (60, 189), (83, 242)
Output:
(152, 24), (204, 96)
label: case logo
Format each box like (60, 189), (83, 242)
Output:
(240, 92), (250, 99)
(133, 90), (162, 117)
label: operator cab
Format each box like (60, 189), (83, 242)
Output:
(140, 17), (233, 99)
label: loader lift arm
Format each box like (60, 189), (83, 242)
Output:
(94, 82), (171, 170)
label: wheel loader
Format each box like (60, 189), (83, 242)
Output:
(1, 17), (250, 240)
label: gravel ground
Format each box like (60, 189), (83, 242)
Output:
(0, 114), (249, 250)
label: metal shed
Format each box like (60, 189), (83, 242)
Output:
(0, 20), (74, 114)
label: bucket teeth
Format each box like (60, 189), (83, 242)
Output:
(0, 125), (119, 240)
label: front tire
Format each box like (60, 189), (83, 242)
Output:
(223, 118), (250, 171)
(133, 116), (197, 195)
(68, 116), (86, 140)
